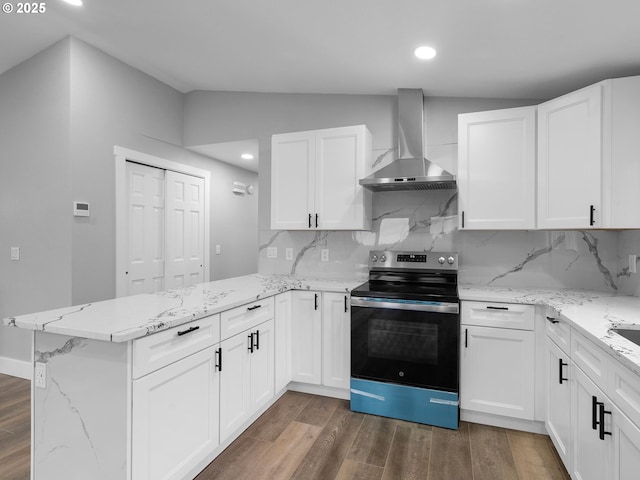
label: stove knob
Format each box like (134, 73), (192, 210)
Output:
(447, 256), (456, 265)
(371, 254), (378, 262)
(380, 255), (387, 262)
(438, 256), (446, 264)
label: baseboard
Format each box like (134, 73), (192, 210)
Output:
(461, 409), (547, 434)
(0, 356), (31, 380)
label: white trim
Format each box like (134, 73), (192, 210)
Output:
(114, 146), (211, 297)
(0, 355), (31, 380)
(461, 409), (547, 434)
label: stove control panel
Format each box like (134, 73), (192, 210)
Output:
(369, 250), (458, 270)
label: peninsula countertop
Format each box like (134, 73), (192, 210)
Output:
(2, 274), (363, 343)
(459, 285), (640, 377)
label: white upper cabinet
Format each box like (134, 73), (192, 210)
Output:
(271, 125), (372, 230)
(458, 106), (537, 230)
(538, 75), (640, 229)
(538, 83), (602, 229)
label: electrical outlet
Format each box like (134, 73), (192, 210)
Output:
(35, 362), (47, 388)
(285, 248), (293, 261)
(10, 247), (20, 261)
(267, 246), (278, 259)
(630, 255), (637, 274)
(215, 244), (221, 255)
(321, 248), (329, 262)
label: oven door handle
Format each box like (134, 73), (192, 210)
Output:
(350, 297), (459, 314)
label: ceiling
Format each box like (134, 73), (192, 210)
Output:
(188, 139), (259, 173)
(2, 0), (640, 172)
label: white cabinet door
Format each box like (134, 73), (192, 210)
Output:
(271, 125), (371, 231)
(271, 130), (315, 230)
(546, 338), (572, 471)
(291, 291), (322, 384)
(315, 126), (371, 230)
(538, 84), (602, 228)
(249, 319), (275, 412)
(132, 346), (219, 480)
(321, 292), (350, 389)
(458, 106), (537, 230)
(572, 365), (609, 480)
(611, 404), (640, 480)
(274, 292), (292, 392)
(460, 325), (535, 419)
(219, 331), (251, 442)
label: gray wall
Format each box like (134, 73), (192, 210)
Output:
(0, 40), (73, 362)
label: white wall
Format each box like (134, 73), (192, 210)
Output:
(0, 39), (73, 368)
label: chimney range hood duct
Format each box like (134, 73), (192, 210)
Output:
(359, 88), (456, 191)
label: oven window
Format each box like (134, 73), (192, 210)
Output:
(369, 318), (437, 364)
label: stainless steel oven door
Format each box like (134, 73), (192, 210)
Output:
(350, 296), (459, 392)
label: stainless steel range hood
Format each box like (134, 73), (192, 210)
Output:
(360, 89), (456, 191)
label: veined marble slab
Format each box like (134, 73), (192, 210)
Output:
(459, 284), (640, 378)
(3, 274), (363, 343)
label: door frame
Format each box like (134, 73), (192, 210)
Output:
(114, 145), (211, 297)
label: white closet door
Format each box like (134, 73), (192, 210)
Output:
(125, 162), (165, 295)
(165, 170), (205, 289)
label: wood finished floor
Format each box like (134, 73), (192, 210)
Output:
(0, 373), (30, 480)
(0, 374), (570, 480)
(197, 390), (571, 480)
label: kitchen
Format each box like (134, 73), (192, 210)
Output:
(2, 1), (640, 479)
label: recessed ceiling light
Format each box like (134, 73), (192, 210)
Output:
(414, 46), (437, 60)
(241, 153), (254, 160)
(62, 0), (83, 6)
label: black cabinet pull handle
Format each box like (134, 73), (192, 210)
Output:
(590, 205), (595, 226)
(464, 328), (468, 348)
(486, 306), (508, 311)
(546, 316), (559, 324)
(248, 332), (254, 353)
(315, 213), (319, 228)
(461, 211), (465, 228)
(177, 325), (200, 336)
(247, 304), (262, 311)
(314, 293), (319, 310)
(344, 295), (348, 312)
(309, 213), (312, 228)
(592, 396), (600, 430)
(215, 348), (222, 372)
(558, 359), (568, 384)
(598, 403), (612, 440)
(255, 330), (260, 350)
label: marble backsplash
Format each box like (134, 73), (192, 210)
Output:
(259, 190), (632, 294)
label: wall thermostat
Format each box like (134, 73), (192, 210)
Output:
(73, 201), (90, 217)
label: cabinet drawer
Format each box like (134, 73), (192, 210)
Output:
(571, 329), (610, 389)
(221, 297), (275, 341)
(461, 301), (534, 330)
(544, 307), (571, 354)
(133, 314), (220, 379)
(608, 360), (640, 428)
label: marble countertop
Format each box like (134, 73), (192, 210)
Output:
(459, 285), (640, 377)
(2, 274), (364, 343)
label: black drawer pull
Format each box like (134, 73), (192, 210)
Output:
(247, 304), (262, 311)
(255, 330), (260, 350)
(248, 332), (255, 353)
(308, 213), (312, 228)
(598, 403), (612, 440)
(558, 358), (568, 384)
(177, 325), (200, 336)
(592, 396), (600, 430)
(464, 328), (468, 348)
(344, 295), (348, 312)
(215, 348), (222, 372)
(546, 316), (559, 324)
(486, 306), (508, 311)
(590, 205), (595, 226)
(314, 293), (319, 310)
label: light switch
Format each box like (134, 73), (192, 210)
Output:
(285, 248), (293, 261)
(321, 249), (329, 262)
(215, 245), (221, 255)
(10, 247), (20, 261)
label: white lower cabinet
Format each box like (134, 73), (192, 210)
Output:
(291, 290), (351, 390)
(321, 292), (350, 389)
(219, 318), (274, 443)
(611, 403), (640, 480)
(274, 291), (293, 392)
(132, 346), (219, 480)
(460, 301), (535, 420)
(572, 366), (609, 480)
(291, 290), (322, 384)
(545, 338), (572, 470)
